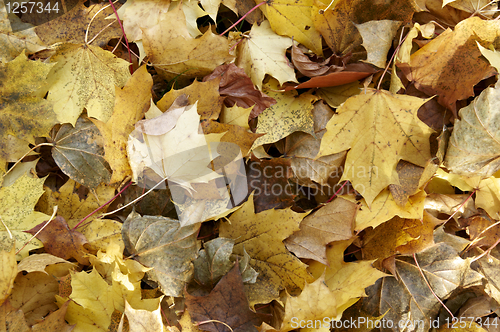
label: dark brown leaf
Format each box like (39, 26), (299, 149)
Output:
(203, 64), (276, 120)
(186, 264), (265, 332)
(25, 216), (90, 265)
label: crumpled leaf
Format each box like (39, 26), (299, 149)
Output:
(444, 86), (500, 178)
(45, 43), (131, 125)
(236, 20), (297, 90)
(291, 42), (344, 78)
(50, 117), (112, 190)
(203, 63), (276, 120)
(25, 216), (91, 266)
(398, 17), (500, 116)
(318, 89), (433, 206)
(17, 254), (75, 275)
(122, 211), (201, 297)
(123, 298), (164, 332)
(285, 197), (357, 264)
(186, 264), (265, 332)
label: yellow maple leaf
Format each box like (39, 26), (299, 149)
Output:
(219, 193), (313, 307)
(0, 174), (48, 259)
(142, 3), (233, 84)
(91, 65), (153, 185)
(45, 43), (131, 125)
(281, 274), (338, 332)
(251, 79), (317, 149)
(318, 89), (433, 206)
(236, 20), (297, 90)
(0, 52), (57, 173)
(258, 0), (323, 56)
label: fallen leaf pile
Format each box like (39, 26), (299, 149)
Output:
(3, 0), (500, 331)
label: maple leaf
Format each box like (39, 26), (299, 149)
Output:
(44, 43), (131, 125)
(0, 174), (48, 258)
(318, 89), (433, 206)
(91, 65), (153, 185)
(236, 20), (297, 90)
(0, 7), (46, 62)
(142, 3), (233, 84)
(285, 197), (357, 264)
(25, 216), (91, 265)
(259, 0), (323, 56)
(219, 193), (313, 307)
(49, 117), (112, 190)
(0, 51), (57, 172)
(398, 17), (500, 116)
(251, 79), (317, 149)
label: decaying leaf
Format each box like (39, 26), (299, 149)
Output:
(50, 117), (112, 190)
(122, 211), (200, 297)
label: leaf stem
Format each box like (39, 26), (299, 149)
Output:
(327, 180), (349, 203)
(72, 180), (132, 230)
(2, 142), (54, 179)
(376, 27), (408, 90)
(219, 1), (265, 37)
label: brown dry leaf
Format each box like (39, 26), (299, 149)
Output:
(283, 62), (378, 90)
(398, 17), (500, 116)
(142, 3), (233, 84)
(246, 157), (296, 213)
(318, 89), (433, 206)
(186, 264), (265, 332)
(203, 63), (276, 120)
(201, 120), (262, 157)
(388, 161), (425, 207)
(0, 300), (30, 332)
(91, 65), (153, 185)
(285, 197), (357, 264)
(284, 101), (345, 187)
(291, 42), (344, 78)
(25, 216), (90, 265)
(313, 0), (415, 60)
(31, 300), (74, 332)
